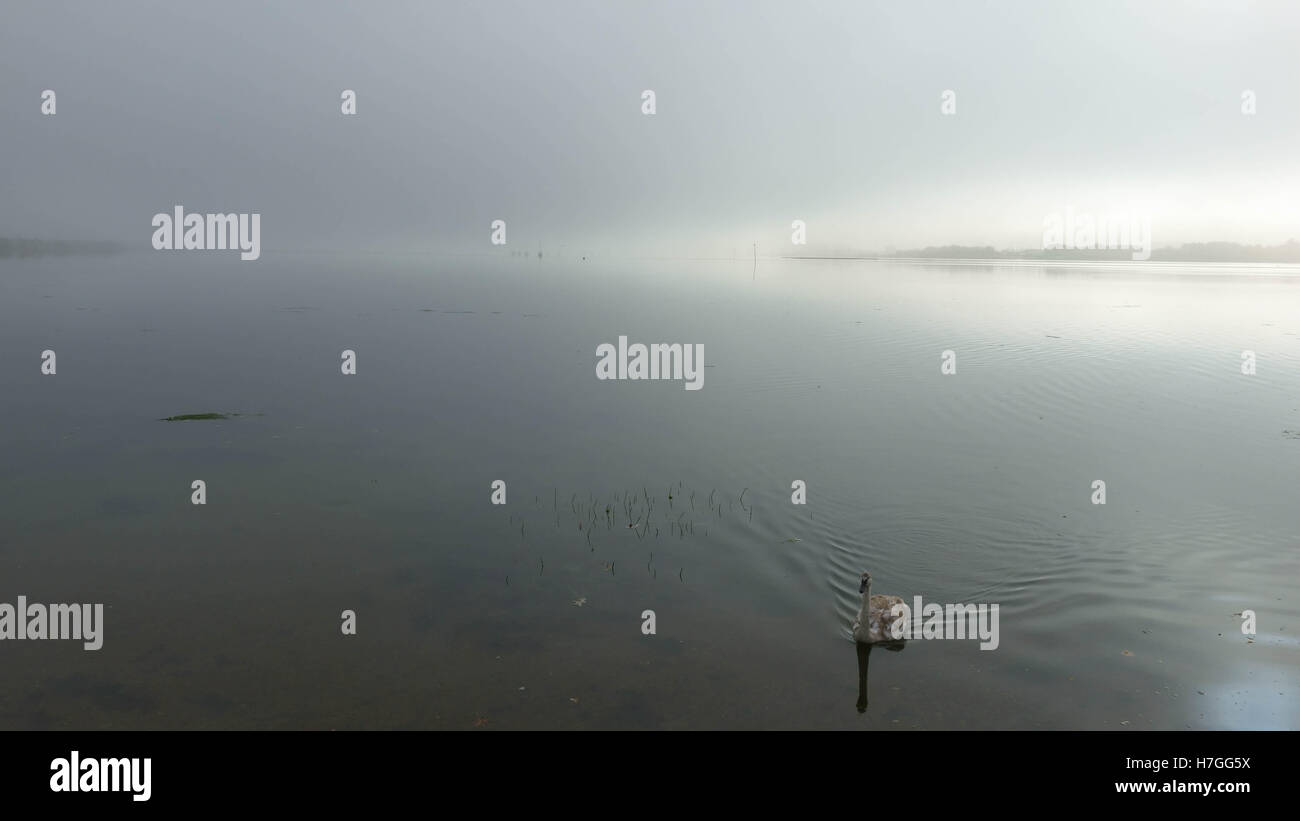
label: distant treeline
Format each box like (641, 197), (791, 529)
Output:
(882, 240), (1300, 263)
(0, 238), (123, 258)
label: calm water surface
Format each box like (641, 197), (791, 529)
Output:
(1, 253), (1297, 729)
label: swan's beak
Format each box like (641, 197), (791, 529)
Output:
(859, 577), (869, 594)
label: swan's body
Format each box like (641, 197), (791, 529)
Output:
(852, 572), (906, 644)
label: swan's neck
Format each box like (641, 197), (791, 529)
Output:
(857, 582), (872, 623)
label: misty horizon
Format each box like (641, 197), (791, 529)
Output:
(3, 1), (1298, 257)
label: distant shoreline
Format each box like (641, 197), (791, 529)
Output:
(0, 238), (124, 259)
(785, 241), (1300, 266)
(786, 255), (1300, 267)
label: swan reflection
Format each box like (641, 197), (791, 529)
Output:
(855, 639), (905, 713)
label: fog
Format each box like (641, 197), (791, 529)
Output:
(2, 0), (1297, 256)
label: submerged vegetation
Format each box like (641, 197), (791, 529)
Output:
(504, 481), (760, 588)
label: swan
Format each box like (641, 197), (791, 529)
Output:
(852, 572), (907, 644)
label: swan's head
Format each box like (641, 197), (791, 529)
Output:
(859, 572), (872, 594)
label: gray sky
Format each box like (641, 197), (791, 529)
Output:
(2, 0), (1297, 255)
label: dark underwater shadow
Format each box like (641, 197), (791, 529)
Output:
(856, 640), (906, 714)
